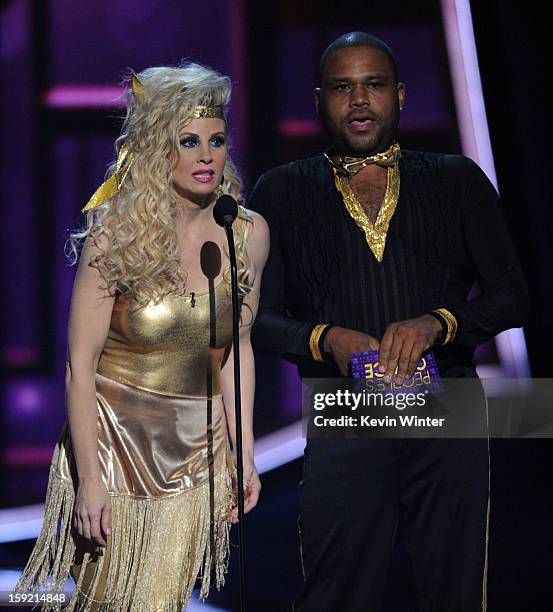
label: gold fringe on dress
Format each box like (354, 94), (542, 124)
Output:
(15, 463), (232, 611)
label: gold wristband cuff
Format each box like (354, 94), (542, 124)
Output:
(432, 308), (458, 345)
(309, 324), (330, 362)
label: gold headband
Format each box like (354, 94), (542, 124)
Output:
(191, 105), (225, 119)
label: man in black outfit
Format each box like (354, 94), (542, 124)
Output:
(248, 32), (528, 611)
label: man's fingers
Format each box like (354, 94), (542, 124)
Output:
(354, 336), (378, 353)
(383, 335), (403, 383)
(406, 343), (425, 378)
(378, 325), (396, 373)
(368, 336), (380, 351)
(340, 360), (349, 377)
(395, 334), (417, 383)
(395, 340), (416, 384)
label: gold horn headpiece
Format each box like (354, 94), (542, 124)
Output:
(130, 71), (144, 99)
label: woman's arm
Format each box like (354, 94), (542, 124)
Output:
(220, 211), (269, 523)
(65, 235), (115, 546)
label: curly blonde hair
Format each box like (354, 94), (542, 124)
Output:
(68, 62), (251, 305)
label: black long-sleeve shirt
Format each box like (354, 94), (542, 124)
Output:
(248, 150), (529, 378)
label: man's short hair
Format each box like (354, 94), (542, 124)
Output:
(320, 32), (398, 81)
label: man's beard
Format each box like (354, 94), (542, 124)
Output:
(333, 128), (382, 156)
(343, 134), (381, 155)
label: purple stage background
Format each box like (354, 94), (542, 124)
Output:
(1, 1), (550, 610)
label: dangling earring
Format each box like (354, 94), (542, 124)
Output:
(215, 175), (225, 199)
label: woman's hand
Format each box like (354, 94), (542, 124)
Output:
(231, 455), (261, 524)
(74, 477), (112, 547)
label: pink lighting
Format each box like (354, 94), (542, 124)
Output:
(4, 446), (54, 466)
(43, 85), (126, 109)
(278, 119), (321, 137)
(3, 346), (39, 366)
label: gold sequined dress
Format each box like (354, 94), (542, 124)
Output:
(16, 255), (244, 610)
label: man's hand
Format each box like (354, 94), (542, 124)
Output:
(323, 326), (380, 376)
(378, 314), (442, 384)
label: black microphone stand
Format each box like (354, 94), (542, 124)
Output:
(223, 218), (247, 612)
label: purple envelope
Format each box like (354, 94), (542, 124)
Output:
(350, 350), (443, 394)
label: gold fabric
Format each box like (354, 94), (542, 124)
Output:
(17, 462), (232, 611)
(98, 276), (234, 399)
(15, 230), (249, 610)
(54, 377), (229, 498)
(82, 144), (134, 212)
(332, 163), (401, 263)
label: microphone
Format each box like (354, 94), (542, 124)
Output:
(213, 194), (238, 227)
(213, 191), (247, 611)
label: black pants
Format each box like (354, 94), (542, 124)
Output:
(294, 437), (489, 612)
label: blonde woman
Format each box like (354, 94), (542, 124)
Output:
(16, 63), (268, 611)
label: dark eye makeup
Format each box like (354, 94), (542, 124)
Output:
(179, 133), (226, 148)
